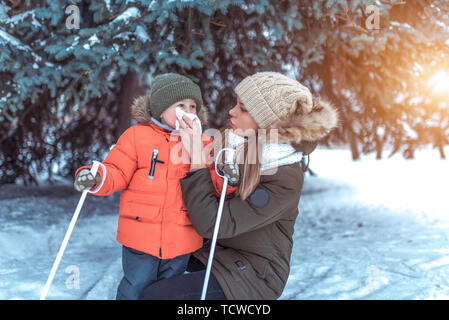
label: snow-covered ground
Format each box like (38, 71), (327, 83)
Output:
(1, 147), (448, 300)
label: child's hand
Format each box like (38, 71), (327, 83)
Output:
(178, 115), (194, 154)
(179, 115), (206, 170)
(218, 163), (240, 186)
(74, 169), (101, 192)
(179, 115), (201, 134)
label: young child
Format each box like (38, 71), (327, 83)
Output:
(73, 73), (237, 300)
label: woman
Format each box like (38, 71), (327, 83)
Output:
(139, 72), (339, 300)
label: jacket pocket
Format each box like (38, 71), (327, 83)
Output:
(243, 254), (268, 280)
(125, 202), (161, 223)
(242, 254), (282, 297)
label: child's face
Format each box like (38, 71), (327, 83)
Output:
(160, 99), (197, 128)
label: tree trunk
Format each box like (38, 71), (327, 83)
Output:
(438, 143), (446, 159)
(375, 136), (383, 160)
(348, 128), (360, 160)
(116, 71), (148, 139)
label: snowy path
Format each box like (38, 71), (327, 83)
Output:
(281, 148), (449, 300)
(0, 186), (122, 300)
(1, 148), (448, 300)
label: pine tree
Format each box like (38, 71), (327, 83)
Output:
(1, 0), (448, 183)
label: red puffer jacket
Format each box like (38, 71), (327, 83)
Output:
(76, 114), (236, 259)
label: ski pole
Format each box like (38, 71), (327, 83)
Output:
(201, 148), (235, 300)
(40, 161), (101, 300)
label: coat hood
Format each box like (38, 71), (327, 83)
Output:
(131, 93), (209, 126)
(267, 97), (339, 146)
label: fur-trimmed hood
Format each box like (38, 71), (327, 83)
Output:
(131, 94), (209, 126)
(267, 97), (339, 146)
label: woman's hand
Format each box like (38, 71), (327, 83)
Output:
(179, 115), (207, 171)
(218, 163), (240, 186)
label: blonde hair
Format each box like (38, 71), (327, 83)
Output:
(213, 127), (263, 200)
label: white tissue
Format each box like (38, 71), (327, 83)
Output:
(175, 107), (202, 134)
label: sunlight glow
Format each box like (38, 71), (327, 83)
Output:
(427, 70), (449, 94)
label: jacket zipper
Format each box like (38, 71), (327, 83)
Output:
(159, 135), (170, 259)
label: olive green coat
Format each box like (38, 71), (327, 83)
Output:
(180, 162), (304, 300)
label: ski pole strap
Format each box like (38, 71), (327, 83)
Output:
(215, 148), (236, 178)
(88, 161), (106, 194)
(300, 154), (310, 173)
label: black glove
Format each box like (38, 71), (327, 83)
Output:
(74, 169), (101, 192)
(218, 163), (240, 187)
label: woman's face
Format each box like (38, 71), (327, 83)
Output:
(228, 97), (258, 136)
(160, 98), (197, 128)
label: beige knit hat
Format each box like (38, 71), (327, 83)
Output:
(234, 72), (313, 129)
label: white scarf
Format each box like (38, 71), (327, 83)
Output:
(226, 131), (303, 171)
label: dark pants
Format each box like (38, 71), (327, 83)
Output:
(116, 246), (190, 300)
(138, 256), (226, 300)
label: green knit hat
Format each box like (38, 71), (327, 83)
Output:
(149, 73), (203, 120)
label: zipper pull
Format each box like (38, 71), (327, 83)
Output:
(149, 149), (165, 179)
